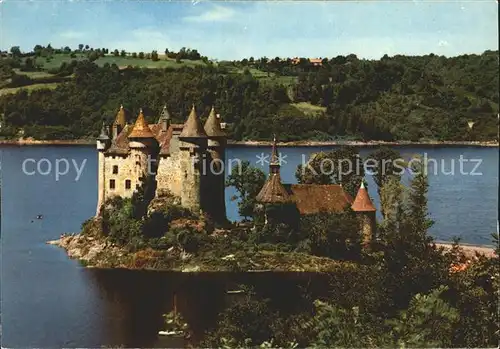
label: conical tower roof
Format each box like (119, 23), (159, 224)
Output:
(113, 105), (127, 127)
(351, 182), (376, 212)
(179, 105), (207, 138)
(159, 105), (171, 121)
(129, 109), (155, 138)
(97, 121), (110, 141)
(204, 106), (225, 137)
(256, 172), (291, 203)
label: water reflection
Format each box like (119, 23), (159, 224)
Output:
(84, 271), (331, 348)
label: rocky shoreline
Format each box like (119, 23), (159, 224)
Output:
(46, 233), (353, 272)
(47, 233), (496, 272)
(1, 139), (498, 147)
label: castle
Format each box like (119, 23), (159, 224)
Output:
(96, 106), (376, 241)
(255, 137), (377, 243)
(96, 104), (227, 223)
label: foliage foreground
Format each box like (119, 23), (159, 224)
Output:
(49, 149), (498, 347)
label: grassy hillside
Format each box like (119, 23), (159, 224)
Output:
(0, 82), (59, 96)
(0, 50), (497, 142)
(0, 52), (208, 96)
(24, 53), (207, 70)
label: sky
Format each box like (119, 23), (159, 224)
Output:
(0, 0), (498, 60)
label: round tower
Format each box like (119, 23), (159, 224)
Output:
(96, 122), (111, 216)
(112, 105), (127, 139)
(351, 181), (377, 247)
(160, 105), (171, 132)
(178, 104), (208, 214)
(128, 109), (158, 186)
(203, 106), (227, 223)
(255, 135), (292, 225)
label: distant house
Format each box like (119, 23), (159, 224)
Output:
(291, 57), (323, 66)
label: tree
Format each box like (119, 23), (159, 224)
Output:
(131, 175), (156, 220)
(380, 159), (446, 310)
(78, 44), (84, 51)
(295, 147), (364, 197)
(388, 286), (459, 347)
(407, 156), (434, 235)
(225, 161), (266, 220)
(88, 51), (99, 62)
(138, 52), (145, 59)
(305, 286), (459, 348)
(151, 50), (159, 61)
(113, 49), (119, 57)
(300, 211), (361, 259)
(85, 44), (90, 51)
(120, 50), (126, 57)
(10, 46), (21, 57)
(21, 57), (35, 72)
(379, 176), (405, 233)
(367, 147), (404, 217)
(164, 48), (169, 55)
(33, 45), (43, 56)
(131, 52), (137, 58)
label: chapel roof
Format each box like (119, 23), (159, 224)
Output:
(256, 173), (292, 203)
(284, 184), (353, 215)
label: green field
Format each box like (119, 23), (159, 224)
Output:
(0, 82), (59, 96)
(24, 53), (207, 70)
(12, 69), (56, 79)
(291, 102), (326, 115)
(226, 66), (297, 86)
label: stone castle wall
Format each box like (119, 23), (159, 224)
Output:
(97, 131), (227, 223)
(156, 135), (183, 198)
(103, 154), (142, 199)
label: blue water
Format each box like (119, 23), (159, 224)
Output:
(225, 146), (498, 245)
(0, 145), (498, 347)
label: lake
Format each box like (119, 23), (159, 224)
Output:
(0, 145), (498, 347)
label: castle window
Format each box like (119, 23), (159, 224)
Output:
(125, 180), (131, 189)
(113, 165), (118, 174)
(109, 179), (115, 190)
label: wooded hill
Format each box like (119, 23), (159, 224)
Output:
(0, 48), (498, 142)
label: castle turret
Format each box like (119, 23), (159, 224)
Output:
(129, 109), (158, 183)
(256, 136), (291, 224)
(256, 135), (290, 203)
(179, 105), (208, 214)
(112, 105), (127, 139)
(160, 105), (171, 132)
(203, 106), (227, 223)
(351, 181), (376, 246)
(96, 122), (110, 216)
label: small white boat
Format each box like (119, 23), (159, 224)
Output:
(226, 290), (245, 294)
(158, 330), (184, 336)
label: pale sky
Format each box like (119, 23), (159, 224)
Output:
(1, 1), (498, 60)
